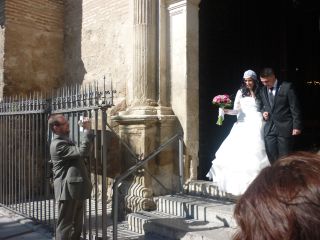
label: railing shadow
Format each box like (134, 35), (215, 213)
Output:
(112, 133), (184, 240)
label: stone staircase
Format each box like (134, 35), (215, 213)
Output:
(125, 180), (238, 240)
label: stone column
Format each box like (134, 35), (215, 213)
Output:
(113, 0), (201, 215)
(158, 0), (168, 107)
(167, 0), (200, 181)
(113, 0), (178, 215)
(132, 0), (157, 108)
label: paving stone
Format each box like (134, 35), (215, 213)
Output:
(0, 207), (52, 240)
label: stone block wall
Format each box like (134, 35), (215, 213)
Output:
(2, 0), (64, 96)
(63, 0), (134, 187)
(64, 0), (132, 105)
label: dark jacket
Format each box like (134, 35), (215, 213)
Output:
(260, 81), (302, 137)
(50, 130), (93, 201)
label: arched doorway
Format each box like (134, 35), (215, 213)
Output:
(198, 0), (320, 179)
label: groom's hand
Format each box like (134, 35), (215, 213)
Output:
(292, 129), (301, 136)
(263, 112), (269, 121)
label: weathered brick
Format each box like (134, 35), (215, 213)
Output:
(1, 0), (64, 96)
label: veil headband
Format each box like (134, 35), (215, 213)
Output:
(243, 70), (257, 80)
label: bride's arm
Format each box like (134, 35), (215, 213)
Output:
(224, 90), (241, 115)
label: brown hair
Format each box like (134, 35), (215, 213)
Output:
(260, 67), (275, 78)
(233, 152), (320, 240)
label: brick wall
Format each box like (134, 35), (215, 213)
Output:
(3, 0), (64, 96)
(0, 1), (5, 98)
(64, 0), (132, 103)
(1, 0), (132, 100)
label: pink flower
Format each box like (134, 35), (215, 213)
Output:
(212, 94), (232, 126)
(212, 94), (232, 108)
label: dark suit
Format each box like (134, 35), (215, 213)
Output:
(260, 80), (302, 163)
(50, 130), (93, 240)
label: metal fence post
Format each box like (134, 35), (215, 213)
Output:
(179, 135), (184, 193)
(101, 107), (108, 240)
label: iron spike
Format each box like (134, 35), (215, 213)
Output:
(111, 78), (114, 106)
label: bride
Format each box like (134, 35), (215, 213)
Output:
(206, 70), (270, 196)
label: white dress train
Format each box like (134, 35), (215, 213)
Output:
(206, 90), (270, 196)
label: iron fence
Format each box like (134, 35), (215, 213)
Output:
(0, 81), (114, 240)
(0, 81), (184, 240)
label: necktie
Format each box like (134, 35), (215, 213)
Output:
(268, 87), (274, 106)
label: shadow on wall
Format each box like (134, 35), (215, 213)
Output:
(64, 0), (86, 85)
(0, 1), (4, 26)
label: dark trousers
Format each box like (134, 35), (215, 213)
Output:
(56, 199), (84, 240)
(265, 125), (293, 164)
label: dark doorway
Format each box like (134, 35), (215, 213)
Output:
(198, 0), (320, 179)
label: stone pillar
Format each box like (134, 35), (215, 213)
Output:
(167, 0), (200, 181)
(113, 0), (179, 214)
(113, 0), (201, 213)
(132, 0), (157, 108)
(158, 0), (168, 107)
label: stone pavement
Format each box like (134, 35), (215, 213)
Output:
(0, 206), (53, 240)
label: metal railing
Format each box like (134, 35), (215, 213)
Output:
(0, 81), (114, 240)
(0, 95), (53, 227)
(0, 80), (185, 240)
(112, 133), (184, 240)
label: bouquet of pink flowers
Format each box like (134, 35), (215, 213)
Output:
(212, 94), (232, 126)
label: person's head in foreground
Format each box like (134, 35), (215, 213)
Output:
(233, 151), (320, 240)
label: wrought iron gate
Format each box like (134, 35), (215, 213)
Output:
(0, 82), (114, 239)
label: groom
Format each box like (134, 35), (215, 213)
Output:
(259, 67), (302, 164)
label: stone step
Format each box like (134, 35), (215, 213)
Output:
(155, 194), (236, 227)
(127, 194), (237, 238)
(125, 180), (239, 240)
(145, 224), (236, 240)
(128, 210), (183, 234)
(128, 210), (236, 240)
(184, 180), (238, 201)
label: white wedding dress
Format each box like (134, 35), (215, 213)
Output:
(206, 90), (270, 196)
